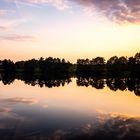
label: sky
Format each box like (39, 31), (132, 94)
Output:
(0, 0), (140, 62)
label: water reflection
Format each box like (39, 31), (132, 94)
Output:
(77, 77), (105, 89)
(0, 72), (140, 96)
(0, 73), (140, 140)
(0, 73), (72, 88)
(0, 110), (139, 140)
(1, 97), (38, 105)
(77, 76), (140, 96)
(0, 73), (15, 85)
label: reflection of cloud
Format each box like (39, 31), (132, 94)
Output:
(0, 34), (35, 41)
(0, 107), (11, 113)
(109, 112), (140, 119)
(95, 109), (105, 114)
(82, 123), (93, 136)
(0, 108), (139, 139)
(48, 112), (140, 140)
(31, 111), (139, 139)
(78, 112), (140, 140)
(51, 129), (68, 140)
(42, 104), (49, 109)
(2, 97), (38, 104)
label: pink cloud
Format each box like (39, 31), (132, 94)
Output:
(7, 0), (69, 10)
(72, 0), (140, 23)
(0, 34), (35, 41)
(0, 9), (8, 16)
(3, 0), (140, 23)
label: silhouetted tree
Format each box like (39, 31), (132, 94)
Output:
(128, 57), (136, 65)
(0, 52), (140, 80)
(0, 60), (2, 69)
(24, 59), (38, 73)
(118, 56), (128, 65)
(2, 59), (15, 72)
(135, 52), (140, 64)
(92, 57), (105, 65)
(107, 56), (118, 65)
(77, 59), (90, 65)
(62, 58), (66, 63)
(15, 61), (25, 70)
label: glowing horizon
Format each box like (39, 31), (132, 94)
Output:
(0, 0), (140, 63)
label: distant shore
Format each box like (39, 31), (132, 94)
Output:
(0, 52), (139, 76)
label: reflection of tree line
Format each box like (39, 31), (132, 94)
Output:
(0, 72), (140, 96)
(77, 76), (140, 96)
(0, 73), (72, 88)
(20, 77), (71, 88)
(77, 77), (105, 89)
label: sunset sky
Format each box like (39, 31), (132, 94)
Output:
(0, 0), (140, 62)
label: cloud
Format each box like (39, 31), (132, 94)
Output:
(0, 9), (8, 16)
(0, 26), (10, 31)
(0, 34), (35, 41)
(0, 18), (27, 31)
(72, 0), (140, 23)
(7, 0), (69, 10)
(2, 97), (38, 104)
(0, 9), (15, 16)
(3, 0), (140, 23)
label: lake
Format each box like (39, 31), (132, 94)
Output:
(0, 75), (140, 140)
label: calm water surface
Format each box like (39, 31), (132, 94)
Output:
(0, 77), (140, 140)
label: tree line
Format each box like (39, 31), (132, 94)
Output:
(76, 52), (140, 75)
(77, 52), (140, 65)
(0, 57), (72, 74)
(0, 52), (140, 75)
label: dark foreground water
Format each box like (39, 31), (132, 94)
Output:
(0, 75), (140, 140)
